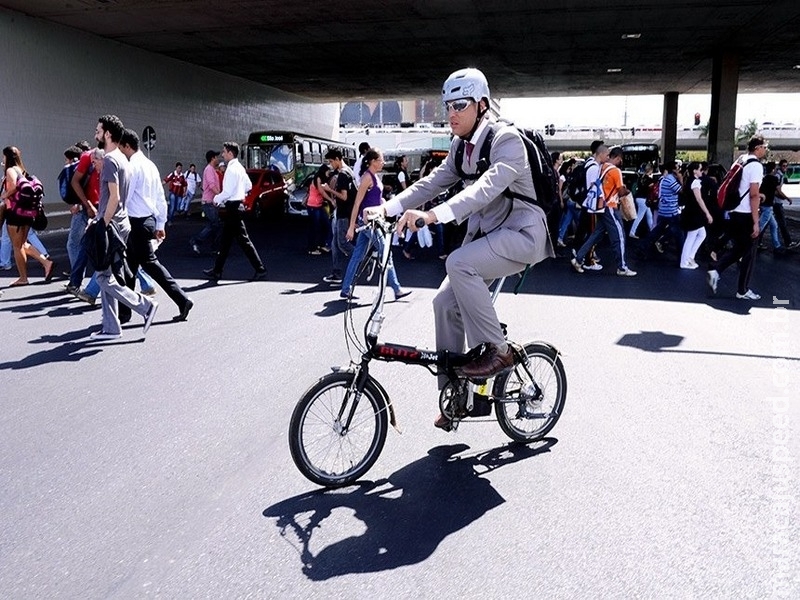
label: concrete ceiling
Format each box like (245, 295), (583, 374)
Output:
(4, 0), (800, 101)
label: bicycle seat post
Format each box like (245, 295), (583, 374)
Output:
(490, 276), (507, 305)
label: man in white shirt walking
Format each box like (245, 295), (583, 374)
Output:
(119, 129), (194, 321)
(707, 136), (767, 300)
(203, 141), (266, 281)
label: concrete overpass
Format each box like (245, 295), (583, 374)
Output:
(2, 1), (800, 166)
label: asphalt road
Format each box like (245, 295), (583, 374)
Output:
(1, 214), (798, 599)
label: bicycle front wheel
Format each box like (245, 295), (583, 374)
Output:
(289, 372), (389, 487)
(494, 342), (566, 443)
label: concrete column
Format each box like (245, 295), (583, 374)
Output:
(661, 92), (679, 162)
(708, 52), (740, 167)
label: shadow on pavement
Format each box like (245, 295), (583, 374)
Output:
(262, 439), (556, 580)
(617, 330), (800, 361)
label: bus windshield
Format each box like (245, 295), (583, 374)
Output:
(621, 143), (660, 173)
(245, 143), (294, 174)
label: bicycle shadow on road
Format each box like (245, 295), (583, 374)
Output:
(262, 439), (556, 580)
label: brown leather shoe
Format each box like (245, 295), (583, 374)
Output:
(460, 343), (514, 380)
(433, 413), (453, 431)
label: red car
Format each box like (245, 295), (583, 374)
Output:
(242, 168), (288, 219)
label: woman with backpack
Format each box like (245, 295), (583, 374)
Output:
(0, 146), (55, 287)
(679, 161), (714, 269)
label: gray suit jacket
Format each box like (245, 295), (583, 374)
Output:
(389, 118), (554, 266)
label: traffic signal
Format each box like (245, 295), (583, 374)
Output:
(547, 124), (555, 136)
(694, 113), (701, 126)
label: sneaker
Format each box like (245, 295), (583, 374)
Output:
(307, 249), (322, 256)
(556, 239), (566, 248)
(629, 233), (639, 240)
(688, 258), (699, 268)
(616, 267), (637, 277)
(0, 263), (12, 271)
(65, 284), (79, 297)
(318, 246), (331, 253)
(680, 262), (698, 270)
(655, 241), (664, 254)
(584, 262), (603, 271)
(706, 269), (719, 295)
(570, 258), (584, 274)
(143, 301), (159, 335)
(788, 241), (800, 249)
(89, 330), (121, 341)
(203, 268), (221, 280)
(75, 289), (97, 305)
(322, 273), (343, 284)
(736, 289), (761, 300)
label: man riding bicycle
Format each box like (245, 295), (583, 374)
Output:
(368, 67), (554, 429)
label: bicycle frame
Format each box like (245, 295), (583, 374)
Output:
(289, 217), (566, 487)
(350, 217), (512, 406)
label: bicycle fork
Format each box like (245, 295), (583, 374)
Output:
(334, 360), (399, 434)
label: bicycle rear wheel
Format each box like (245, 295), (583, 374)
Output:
(289, 371), (389, 487)
(494, 342), (566, 443)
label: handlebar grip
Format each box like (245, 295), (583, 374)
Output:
(414, 217), (426, 229)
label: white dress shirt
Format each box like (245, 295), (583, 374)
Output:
(125, 150), (168, 229)
(213, 157), (252, 205)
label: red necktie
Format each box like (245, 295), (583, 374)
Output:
(465, 142), (475, 163)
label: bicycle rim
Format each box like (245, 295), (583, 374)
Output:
(494, 343), (566, 443)
(289, 373), (388, 487)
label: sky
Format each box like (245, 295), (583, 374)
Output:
(501, 93), (800, 130)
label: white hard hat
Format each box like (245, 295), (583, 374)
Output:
(442, 68), (490, 104)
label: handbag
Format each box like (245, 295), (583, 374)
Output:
(32, 205), (48, 231)
(618, 193), (636, 221)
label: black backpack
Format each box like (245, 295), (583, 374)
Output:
(453, 122), (559, 214)
(567, 161), (590, 203)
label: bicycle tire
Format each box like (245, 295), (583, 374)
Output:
(289, 371), (389, 487)
(494, 342), (566, 443)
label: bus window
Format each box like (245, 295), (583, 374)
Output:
(270, 144), (293, 173)
(303, 141), (312, 163)
(621, 144), (659, 174)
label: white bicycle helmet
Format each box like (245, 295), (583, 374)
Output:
(442, 68), (490, 104)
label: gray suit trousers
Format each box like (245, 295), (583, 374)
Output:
(433, 233), (528, 387)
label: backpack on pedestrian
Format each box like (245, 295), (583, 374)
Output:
(566, 161), (591, 205)
(11, 172), (45, 223)
(453, 121), (560, 214)
(58, 161), (91, 205)
(717, 157), (759, 211)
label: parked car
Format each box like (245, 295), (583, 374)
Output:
(287, 173), (314, 217)
(242, 168), (287, 218)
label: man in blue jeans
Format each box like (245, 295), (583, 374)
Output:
(321, 148), (356, 284)
(66, 147), (104, 301)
